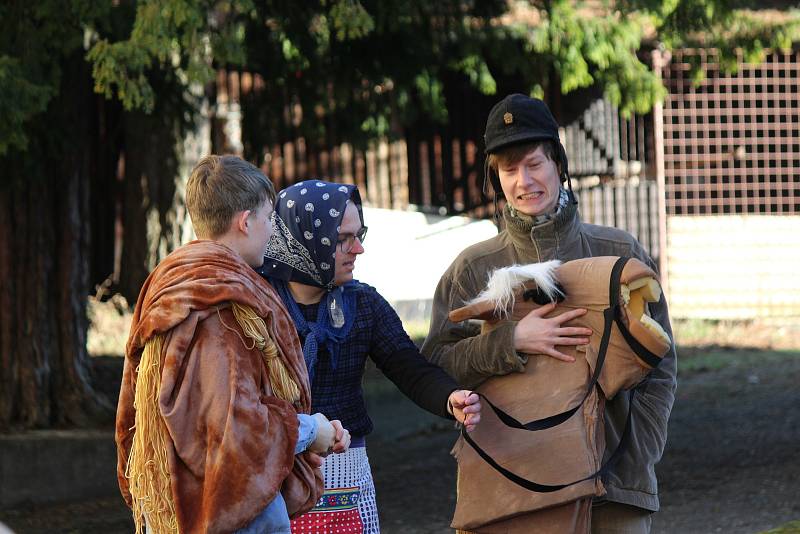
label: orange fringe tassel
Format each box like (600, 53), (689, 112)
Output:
(231, 302), (301, 404)
(125, 334), (179, 534)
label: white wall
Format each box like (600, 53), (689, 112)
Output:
(352, 207), (498, 317)
(355, 209), (800, 322)
(667, 215), (800, 319)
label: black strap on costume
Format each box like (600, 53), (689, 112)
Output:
(473, 256), (630, 432)
(614, 309), (663, 369)
(460, 257), (637, 492)
(461, 389), (636, 493)
(474, 302), (615, 432)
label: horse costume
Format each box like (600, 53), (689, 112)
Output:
(447, 256), (671, 533)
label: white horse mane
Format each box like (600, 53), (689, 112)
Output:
(467, 260), (563, 317)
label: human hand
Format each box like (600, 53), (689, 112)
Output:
(329, 419), (351, 454)
(512, 302), (593, 362)
(305, 451), (324, 469)
(448, 390), (482, 432)
(309, 413), (336, 455)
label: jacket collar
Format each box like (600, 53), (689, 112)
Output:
(503, 192), (581, 261)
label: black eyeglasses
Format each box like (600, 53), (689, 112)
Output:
(336, 226), (368, 253)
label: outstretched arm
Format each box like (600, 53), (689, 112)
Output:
(366, 286), (477, 422)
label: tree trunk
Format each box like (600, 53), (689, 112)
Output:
(90, 97), (124, 292)
(0, 52), (113, 430)
(116, 76), (203, 303)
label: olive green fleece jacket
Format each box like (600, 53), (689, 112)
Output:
(421, 200), (677, 512)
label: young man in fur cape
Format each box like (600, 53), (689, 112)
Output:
(422, 95), (677, 533)
(115, 155), (350, 534)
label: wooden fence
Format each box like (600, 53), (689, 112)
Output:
(216, 71), (662, 259)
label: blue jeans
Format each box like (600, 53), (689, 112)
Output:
(234, 493), (291, 534)
(234, 413), (318, 534)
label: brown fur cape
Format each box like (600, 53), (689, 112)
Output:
(115, 240), (322, 533)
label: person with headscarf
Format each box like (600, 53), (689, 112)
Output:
(258, 180), (481, 533)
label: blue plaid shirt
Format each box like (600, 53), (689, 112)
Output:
(297, 282), (456, 437)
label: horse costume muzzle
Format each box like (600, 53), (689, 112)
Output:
(447, 256), (671, 532)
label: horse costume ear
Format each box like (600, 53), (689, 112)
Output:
(618, 260), (671, 349)
(448, 299), (497, 323)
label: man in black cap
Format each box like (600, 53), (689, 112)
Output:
(422, 94), (676, 533)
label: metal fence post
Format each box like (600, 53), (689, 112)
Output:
(652, 48), (670, 299)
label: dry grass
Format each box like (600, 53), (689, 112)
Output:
(87, 293), (132, 357)
(761, 520), (800, 533)
(673, 317), (800, 351)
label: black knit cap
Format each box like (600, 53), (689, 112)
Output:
(483, 93), (570, 183)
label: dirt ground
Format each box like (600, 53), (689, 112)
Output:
(369, 347), (800, 534)
(1, 347), (799, 534)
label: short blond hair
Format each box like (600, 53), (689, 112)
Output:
(186, 155), (276, 238)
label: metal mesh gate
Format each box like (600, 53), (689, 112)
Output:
(662, 49), (800, 215)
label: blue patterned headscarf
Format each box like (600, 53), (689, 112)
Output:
(258, 180), (364, 382)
